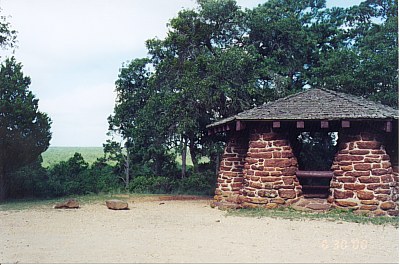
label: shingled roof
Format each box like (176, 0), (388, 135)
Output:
(207, 88), (398, 128)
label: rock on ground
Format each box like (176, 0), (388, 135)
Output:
(54, 199), (79, 209)
(106, 200), (129, 210)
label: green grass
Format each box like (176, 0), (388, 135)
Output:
(0, 193), (155, 211)
(41, 146), (104, 168)
(227, 207), (399, 227)
(41, 146), (210, 168)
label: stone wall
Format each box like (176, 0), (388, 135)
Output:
(239, 128), (302, 208)
(213, 133), (248, 207)
(329, 132), (399, 216)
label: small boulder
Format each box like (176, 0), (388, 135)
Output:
(106, 199), (129, 210)
(54, 198), (80, 209)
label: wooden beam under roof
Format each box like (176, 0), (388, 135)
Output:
(321, 120), (329, 128)
(296, 121), (304, 129)
(341, 120), (350, 128)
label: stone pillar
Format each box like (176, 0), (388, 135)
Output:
(213, 132), (248, 208)
(239, 128), (302, 208)
(329, 131), (399, 216)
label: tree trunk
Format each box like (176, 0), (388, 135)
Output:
(181, 137), (187, 179)
(189, 141), (198, 173)
(124, 149), (130, 189)
(0, 162), (6, 201)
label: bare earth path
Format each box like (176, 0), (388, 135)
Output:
(0, 196), (398, 263)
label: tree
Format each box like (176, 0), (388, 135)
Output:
(311, 0), (398, 107)
(0, 57), (52, 200)
(0, 10), (17, 53)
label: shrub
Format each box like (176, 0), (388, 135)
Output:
(177, 170), (216, 195)
(128, 176), (173, 194)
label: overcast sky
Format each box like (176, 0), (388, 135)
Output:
(0, 0), (362, 147)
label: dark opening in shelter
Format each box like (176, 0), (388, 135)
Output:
(290, 131), (338, 198)
(207, 88), (399, 216)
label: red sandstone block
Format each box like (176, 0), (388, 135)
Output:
(233, 177), (244, 182)
(250, 176), (260, 181)
(220, 166), (233, 171)
(344, 183), (366, 190)
(282, 167), (297, 176)
(371, 150), (385, 155)
(340, 165), (353, 171)
(251, 153), (273, 159)
(261, 177), (281, 182)
(366, 183), (390, 190)
(281, 151), (293, 158)
(380, 201), (396, 210)
(354, 163), (372, 171)
(371, 163), (381, 169)
(337, 161), (353, 166)
(330, 182), (343, 189)
(273, 140), (289, 147)
(272, 151), (282, 158)
(278, 189), (296, 199)
(360, 200), (379, 205)
(231, 182), (243, 188)
(381, 174), (394, 182)
(382, 155), (390, 161)
(357, 141), (381, 149)
(382, 161), (392, 169)
(274, 184), (295, 189)
(375, 189), (391, 195)
(334, 189), (354, 199)
(249, 181), (263, 189)
(255, 171), (270, 177)
(333, 170), (345, 176)
(375, 194), (389, 201)
(345, 171), (371, 177)
(336, 176), (356, 183)
(251, 165), (264, 171)
(349, 150), (370, 155)
(222, 172), (239, 177)
(371, 168), (389, 176)
(335, 200), (358, 207)
(337, 154), (364, 161)
(270, 171), (282, 177)
(246, 158), (259, 164)
(364, 157), (381, 163)
(358, 176), (381, 183)
(250, 142), (267, 148)
(282, 176), (294, 185)
(360, 205), (378, 211)
(357, 190), (374, 200)
(339, 150), (350, 154)
(245, 170), (255, 176)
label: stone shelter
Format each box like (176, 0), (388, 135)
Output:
(207, 88), (399, 216)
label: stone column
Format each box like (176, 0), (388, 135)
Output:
(213, 132), (248, 208)
(329, 131), (399, 216)
(239, 128), (302, 208)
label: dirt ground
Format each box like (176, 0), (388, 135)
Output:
(0, 196), (398, 263)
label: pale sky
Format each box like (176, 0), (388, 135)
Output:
(0, 0), (362, 147)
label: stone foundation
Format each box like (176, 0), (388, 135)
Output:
(213, 133), (248, 206)
(239, 128), (302, 208)
(329, 132), (399, 216)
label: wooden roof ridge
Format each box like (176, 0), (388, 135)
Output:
(206, 88), (398, 129)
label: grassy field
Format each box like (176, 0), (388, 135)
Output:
(41, 147), (104, 168)
(41, 146), (209, 168)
